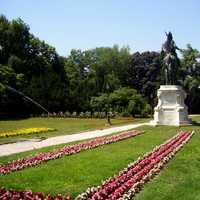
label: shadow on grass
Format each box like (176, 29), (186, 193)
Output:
(0, 115), (30, 121)
(191, 120), (200, 126)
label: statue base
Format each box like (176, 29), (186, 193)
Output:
(151, 85), (192, 126)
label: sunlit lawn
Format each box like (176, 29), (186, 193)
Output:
(0, 116), (199, 199)
(0, 117), (149, 144)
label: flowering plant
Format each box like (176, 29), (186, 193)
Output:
(0, 127), (56, 138)
(0, 187), (72, 200)
(0, 130), (142, 175)
(0, 131), (194, 200)
(76, 131), (194, 200)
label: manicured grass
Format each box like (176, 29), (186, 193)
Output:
(134, 137), (200, 200)
(0, 126), (175, 197)
(0, 139), (91, 165)
(134, 123), (200, 200)
(0, 116), (199, 199)
(0, 117), (149, 144)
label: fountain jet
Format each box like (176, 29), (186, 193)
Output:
(6, 86), (49, 114)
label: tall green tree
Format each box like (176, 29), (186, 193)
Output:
(0, 15), (69, 115)
(65, 46), (130, 112)
(180, 44), (200, 113)
(64, 49), (97, 112)
(127, 51), (162, 110)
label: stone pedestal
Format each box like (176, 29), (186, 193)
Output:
(151, 85), (192, 126)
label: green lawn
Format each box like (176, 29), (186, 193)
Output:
(0, 116), (199, 199)
(134, 116), (200, 200)
(0, 117), (149, 144)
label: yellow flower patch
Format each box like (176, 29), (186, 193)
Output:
(0, 128), (56, 138)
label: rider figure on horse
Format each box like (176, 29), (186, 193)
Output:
(162, 32), (180, 85)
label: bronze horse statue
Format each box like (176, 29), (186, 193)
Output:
(162, 32), (180, 85)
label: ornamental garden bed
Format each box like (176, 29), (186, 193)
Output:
(0, 117), (145, 145)
(0, 127), (56, 138)
(0, 130), (142, 174)
(0, 124), (199, 200)
(76, 131), (193, 200)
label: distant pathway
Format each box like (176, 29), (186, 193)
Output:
(0, 122), (149, 157)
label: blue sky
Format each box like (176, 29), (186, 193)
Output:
(1, 0), (200, 56)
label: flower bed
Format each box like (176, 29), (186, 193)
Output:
(0, 130), (142, 175)
(0, 127), (56, 138)
(0, 131), (194, 200)
(76, 131), (194, 200)
(0, 187), (72, 200)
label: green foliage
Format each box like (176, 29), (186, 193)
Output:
(1, 14), (200, 116)
(0, 119), (199, 198)
(0, 15), (69, 115)
(126, 51), (162, 109)
(85, 111), (91, 118)
(180, 44), (200, 113)
(64, 49), (97, 111)
(8, 55), (24, 73)
(91, 87), (150, 117)
(0, 64), (16, 85)
(91, 93), (110, 112)
(0, 117), (141, 145)
(65, 46), (130, 112)
(127, 95), (146, 116)
(0, 15), (30, 64)
(0, 83), (5, 95)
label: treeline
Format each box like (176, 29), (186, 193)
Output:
(0, 15), (200, 117)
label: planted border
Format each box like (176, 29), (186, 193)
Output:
(0, 187), (72, 200)
(76, 131), (194, 200)
(0, 128), (56, 138)
(0, 130), (142, 175)
(0, 131), (194, 200)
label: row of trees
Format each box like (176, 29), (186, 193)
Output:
(0, 15), (200, 117)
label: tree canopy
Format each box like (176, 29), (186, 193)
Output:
(0, 15), (200, 117)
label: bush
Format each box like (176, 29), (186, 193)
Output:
(41, 113), (47, 117)
(121, 110), (131, 117)
(93, 112), (99, 118)
(113, 111), (120, 118)
(72, 112), (77, 118)
(64, 111), (71, 118)
(141, 104), (151, 117)
(58, 111), (64, 117)
(99, 112), (106, 118)
(127, 94), (150, 117)
(85, 111), (91, 118)
(52, 112), (57, 117)
(79, 112), (85, 118)
(90, 87), (150, 117)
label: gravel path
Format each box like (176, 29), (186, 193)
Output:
(0, 122), (149, 157)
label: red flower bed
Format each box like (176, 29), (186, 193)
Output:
(0, 187), (72, 200)
(76, 131), (194, 200)
(0, 130), (142, 175)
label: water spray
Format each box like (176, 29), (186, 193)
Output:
(6, 86), (50, 114)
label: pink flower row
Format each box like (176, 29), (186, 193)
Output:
(76, 131), (194, 200)
(0, 130), (142, 175)
(0, 187), (72, 200)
